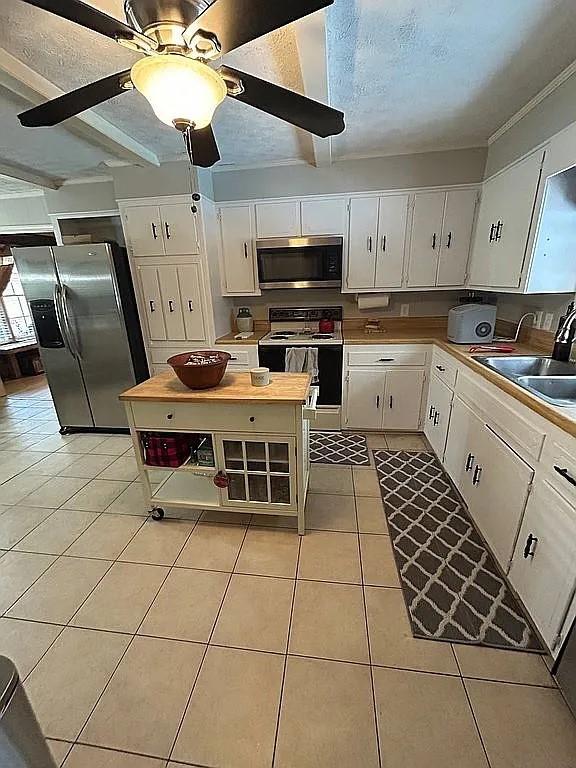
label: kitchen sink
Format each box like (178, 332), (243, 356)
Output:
(516, 376), (576, 407)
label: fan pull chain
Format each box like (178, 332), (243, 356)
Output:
(182, 125), (201, 213)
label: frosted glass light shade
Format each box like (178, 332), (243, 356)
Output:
(131, 54), (227, 129)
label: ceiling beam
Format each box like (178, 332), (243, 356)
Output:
(0, 48), (159, 167)
(294, 10), (332, 168)
(0, 158), (61, 190)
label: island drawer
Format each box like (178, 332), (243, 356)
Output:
(129, 401), (296, 435)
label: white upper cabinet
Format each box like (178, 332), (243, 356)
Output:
(346, 197), (379, 289)
(219, 205), (258, 295)
(301, 198), (347, 235)
(469, 149), (545, 289)
(407, 191), (446, 287)
(375, 195), (409, 288)
(436, 189), (477, 286)
(255, 201), (300, 238)
(124, 205), (163, 257)
(124, 203), (200, 257)
(159, 203), (200, 256)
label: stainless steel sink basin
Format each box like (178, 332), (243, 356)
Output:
(474, 356), (576, 378)
(516, 376), (576, 407)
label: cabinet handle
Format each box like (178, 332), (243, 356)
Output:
(429, 405), (435, 420)
(465, 452), (474, 471)
(376, 394), (380, 409)
(165, 222), (171, 239)
(433, 411), (439, 426)
(431, 233), (437, 250)
(553, 465), (576, 487)
(495, 220), (503, 241)
(489, 223), (495, 243)
(472, 465), (482, 485)
(446, 231), (452, 248)
(378, 358), (394, 362)
(243, 242), (248, 259)
(523, 533), (538, 559)
(149, 300), (155, 312)
(188, 300), (194, 312)
(229, 356), (238, 361)
(168, 300), (175, 313)
(367, 235), (372, 253)
(389, 395), (393, 409)
(435, 365), (446, 372)
(151, 222), (158, 239)
(381, 235), (386, 252)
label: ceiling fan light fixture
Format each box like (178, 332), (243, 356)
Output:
(130, 54), (227, 129)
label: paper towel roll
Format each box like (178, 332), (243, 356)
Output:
(356, 293), (390, 310)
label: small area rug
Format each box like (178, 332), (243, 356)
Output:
(310, 431), (370, 465)
(373, 449), (544, 652)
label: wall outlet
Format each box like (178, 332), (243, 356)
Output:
(400, 304), (410, 317)
(542, 312), (554, 331)
(534, 311), (545, 329)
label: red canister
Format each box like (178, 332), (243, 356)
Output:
(319, 318), (335, 333)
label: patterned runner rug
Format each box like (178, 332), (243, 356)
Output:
(373, 449), (544, 652)
(310, 431), (370, 465)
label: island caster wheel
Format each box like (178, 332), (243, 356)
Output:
(151, 507), (165, 521)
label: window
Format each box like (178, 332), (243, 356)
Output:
(0, 253), (35, 344)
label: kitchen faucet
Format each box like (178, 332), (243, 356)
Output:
(552, 306), (576, 361)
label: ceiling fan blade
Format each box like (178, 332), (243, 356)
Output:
(18, 70), (131, 127)
(184, 0), (333, 56)
(185, 126), (220, 168)
(19, 0), (154, 48)
(221, 66), (344, 138)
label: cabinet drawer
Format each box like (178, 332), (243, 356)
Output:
(347, 346), (428, 368)
(541, 439), (576, 505)
(214, 345), (259, 370)
(130, 401), (296, 435)
(431, 347), (458, 389)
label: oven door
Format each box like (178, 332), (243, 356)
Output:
(256, 237), (342, 289)
(258, 344), (343, 405)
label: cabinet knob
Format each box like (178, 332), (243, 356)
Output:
(166, 413), (174, 420)
(249, 416), (255, 422)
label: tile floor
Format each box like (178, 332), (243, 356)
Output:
(0, 376), (575, 767)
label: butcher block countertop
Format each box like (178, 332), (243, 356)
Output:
(215, 330), (267, 345)
(120, 371), (312, 404)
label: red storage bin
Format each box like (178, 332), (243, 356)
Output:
(141, 433), (191, 468)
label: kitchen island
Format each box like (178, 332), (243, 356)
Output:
(120, 370), (315, 533)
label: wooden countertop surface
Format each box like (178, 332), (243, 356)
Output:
(120, 371), (312, 404)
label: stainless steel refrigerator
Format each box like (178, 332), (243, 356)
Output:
(13, 243), (148, 431)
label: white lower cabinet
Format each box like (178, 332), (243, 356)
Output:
(509, 478), (576, 651)
(384, 369), (425, 430)
(345, 368), (424, 430)
(443, 397), (478, 493)
(424, 374), (453, 459)
(345, 370), (383, 429)
(137, 265), (166, 341)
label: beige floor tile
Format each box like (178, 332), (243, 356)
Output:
(465, 678), (576, 768)
(309, 464), (354, 495)
(374, 667), (488, 768)
(28, 453), (77, 475)
(212, 574), (293, 653)
(365, 587), (459, 674)
(365, 432), (389, 449)
(385, 432), (429, 450)
(66, 514), (145, 559)
(97, 454), (140, 482)
(7, 556), (110, 624)
(61, 479), (131, 512)
(360, 533), (400, 586)
(0, 617), (62, 678)
(20, 476), (90, 508)
(58, 454), (116, 479)
(24, 627), (130, 741)
(104, 482), (149, 516)
(64, 744), (164, 767)
(13, 510), (98, 555)
(71, 561), (168, 633)
(176, 523), (246, 571)
(200, 510), (252, 525)
(47, 739), (72, 766)
(352, 467), (381, 497)
(454, 644), (555, 687)
(248, 513), (297, 529)
(56, 434), (110, 454)
(91, 435), (134, 455)
(0, 470), (54, 504)
(234, 526), (299, 578)
(0, 505), (54, 548)
(289, 580), (369, 663)
(139, 567), (229, 642)
(275, 656), (379, 768)
(119, 518), (195, 565)
(81, 636), (204, 758)
(172, 645), (283, 768)
(356, 496), (389, 534)
(0, 551), (56, 612)
(305, 492), (357, 532)
(29, 436), (78, 453)
(298, 530), (361, 584)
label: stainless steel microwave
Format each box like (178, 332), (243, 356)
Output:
(256, 236), (343, 289)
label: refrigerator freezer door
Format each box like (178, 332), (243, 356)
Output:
(53, 244), (137, 429)
(13, 247), (94, 428)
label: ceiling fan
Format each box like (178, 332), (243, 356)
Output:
(16, 0), (345, 167)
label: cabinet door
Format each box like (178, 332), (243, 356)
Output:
(255, 201), (300, 237)
(157, 265), (185, 340)
(469, 150), (544, 288)
(509, 478), (576, 650)
(124, 206), (163, 256)
(160, 204), (200, 256)
(374, 195), (408, 288)
(345, 370), (384, 429)
(406, 192), (445, 287)
(346, 197), (379, 289)
(424, 374), (453, 459)
(219, 205), (257, 294)
(301, 198), (347, 235)
(436, 189), (477, 286)
(444, 397), (477, 493)
(137, 266), (166, 340)
(177, 264), (206, 341)
(468, 424), (534, 570)
(383, 369), (425, 431)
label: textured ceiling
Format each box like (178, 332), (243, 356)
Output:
(0, 0), (575, 185)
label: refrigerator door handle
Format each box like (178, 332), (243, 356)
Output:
(53, 283), (76, 358)
(60, 284), (82, 359)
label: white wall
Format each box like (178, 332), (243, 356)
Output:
(491, 292), (575, 330)
(44, 180), (117, 214)
(0, 195), (50, 229)
(111, 162), (199, 199)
